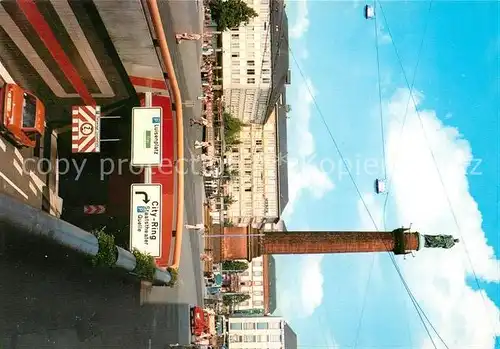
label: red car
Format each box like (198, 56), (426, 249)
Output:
(190, 306), (215, 337)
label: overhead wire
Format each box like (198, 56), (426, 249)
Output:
(354, 3), (388, 344)
(286, 2), (451, 346)
(352, 5), (390, 344)
(378, 0), (432, 232)
(378, 0), (497, 332)
(373, 0), (387, 182)
(497, 0), (500, 334)
(288, 43), (443, 349)
(352, 253), (375, 348)
(372, 2), (450, 347)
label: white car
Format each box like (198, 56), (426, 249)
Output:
(374, 179), (386, 194)
(364, 5), (375, 19)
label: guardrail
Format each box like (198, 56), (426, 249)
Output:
(147, 0), (184, 270)
(0, 193), (171, 285)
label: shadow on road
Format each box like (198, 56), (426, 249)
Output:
(0, 230), (190, 349)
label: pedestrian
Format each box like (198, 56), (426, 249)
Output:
(199, 153), (213, 163)
(195, 140), (211, 149)
(190, 117), (209, 127)
(175, 33), (201, 44)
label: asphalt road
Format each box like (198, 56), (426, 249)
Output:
(0, 232), (193, 349)
(0, 133), (58, 213)
(152, 0), (207, 308)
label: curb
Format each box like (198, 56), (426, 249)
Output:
(0, 193), (171, 285)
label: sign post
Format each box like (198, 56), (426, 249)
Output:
(129, 183), (162, 257)
(131, 107), (163, 167)
(71, 106), (122, 153)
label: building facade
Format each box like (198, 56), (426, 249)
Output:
(233, 256), (266, 311)
(228, 315), (297, 349)
(221, 0), (272, 124)
(221, 0), (289, 125)
(225, 104), (282, 225)
(231, 253), (277, 314)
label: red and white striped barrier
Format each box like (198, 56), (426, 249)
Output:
(72, 105), (101, 153)
(83, 205), (106, 215)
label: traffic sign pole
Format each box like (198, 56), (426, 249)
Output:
(129, 92), (165, 257)
(144, 92), (153, 184)
(100, 115), (122, 142)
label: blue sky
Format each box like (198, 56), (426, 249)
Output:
(275, 1), (500, 348)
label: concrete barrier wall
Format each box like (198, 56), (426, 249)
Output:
(0, 193), (171, 285)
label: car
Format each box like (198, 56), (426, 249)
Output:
(374, 179), (386, 194)
(364, 5), (375, 19)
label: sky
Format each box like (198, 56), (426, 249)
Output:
(275, 1), (500, 348)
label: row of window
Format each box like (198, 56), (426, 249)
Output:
(239, 300), (263, 307)
(230, 321), (282, 331)
(241, 270), (262, 276)
(231, 77), (271, 84)
(231, 68), (270, 76)
(230, 334), (281, 343)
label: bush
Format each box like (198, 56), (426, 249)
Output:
(91, 229), (118, 267)
(223, 112), (243, 139)
(167, 267), (179, 287)
(222, 260), (248, 272)
(209, 0), (258, 31)
(132, 249), (156, 281)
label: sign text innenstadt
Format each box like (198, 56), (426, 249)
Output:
(130, 184), (162, 257)
(131, 107), (163, 166)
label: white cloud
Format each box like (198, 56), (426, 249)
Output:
(300, 255), (325, 316)
(357, 192), (384, 230)
(357, 88), (500, 348)
(284, 79), (334, 218)
(290, 0), (310, 39)
(351, 0), (362, 9)
(278, 255), (324, 318)
(377, 22), (392, 45)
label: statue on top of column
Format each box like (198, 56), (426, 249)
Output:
(424, 234), (459, 249)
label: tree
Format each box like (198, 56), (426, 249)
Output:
(233, 308), (265, 315)
(209, 0), (258, 31)
(223, 219), (234, 227)
(222, 167), (239, 179)
(223, 111), (244, 146)
(223, 293), (251, 306)
(222, 260), (248, 272)
(223, 195), (236, 206)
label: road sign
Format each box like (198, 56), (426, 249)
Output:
(131, 107), (163, 166)
(72, 105), (101, 153)
(130, 184), (162, 257)
(83, 205), (106, 215)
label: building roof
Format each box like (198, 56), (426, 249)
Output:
(284, 323), (298, 349)
(276, 90), (289, 215)
(264, 0), (290, 123)
(276, 219), (287, 232)
(266, 255), (278, 313)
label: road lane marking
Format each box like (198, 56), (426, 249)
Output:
(29, 182), (37, 195)
(13, 148), (23, 163)
(29, 171), (45, 192)
(0, 60), (15, 84)
(0, 138), (6, 152)
(0, 171), (28, 200)
(13, 159), (23, 175)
